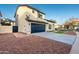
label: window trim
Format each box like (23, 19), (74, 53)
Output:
(49, 24), (52, 29)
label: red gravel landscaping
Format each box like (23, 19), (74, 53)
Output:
(64, 31), (76, 35)
(0, 33), (72, 54)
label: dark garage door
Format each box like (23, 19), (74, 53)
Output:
(31, 23), (45, 33)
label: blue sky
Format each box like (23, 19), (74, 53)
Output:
(0, 4), (79, 24)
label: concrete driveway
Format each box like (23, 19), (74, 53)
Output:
(32, 32), (76, 45)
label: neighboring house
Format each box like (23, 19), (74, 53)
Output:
(10, 21), (15, 26)
(54, 24), (61, 30)
(15, 5), (55, 34)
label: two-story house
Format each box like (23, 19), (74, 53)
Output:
(15, 5), (55, 34)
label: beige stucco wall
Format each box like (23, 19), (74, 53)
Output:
(15, 6), (46, 34)
(0, 26), (12, 33)
(16, 10), (31, 34)
(16, 6), (45, 19)
(45, 22), (55, 31)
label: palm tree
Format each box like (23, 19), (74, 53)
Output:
(0, 11), (2, 17)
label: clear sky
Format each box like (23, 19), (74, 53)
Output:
(0, 4), (79, 24)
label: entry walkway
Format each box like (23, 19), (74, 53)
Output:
(70, 32), (79, 54)
(32, 32), (76, 45)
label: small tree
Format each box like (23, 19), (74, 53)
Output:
(1, 18), (12, 26)
(0, 11), (2, 17)
(64, 17), (79, 30)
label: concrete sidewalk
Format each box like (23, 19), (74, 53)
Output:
(70, 32), (79, 54)
(32, 32), (76, 45)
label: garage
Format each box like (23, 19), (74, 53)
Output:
(31, 23), (45, 33)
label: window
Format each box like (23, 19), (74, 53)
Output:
(49, 24), (52, 29)
(25, 15), (30, 20)
(38, 13), (43, 19)
(32, 10), (35, 13)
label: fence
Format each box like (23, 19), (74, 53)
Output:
(0, 26), (12, 33)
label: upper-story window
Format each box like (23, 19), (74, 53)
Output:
(38, 13), (43, 19)
(32, 10), (35, 13)
(25, 15), (30, 20)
